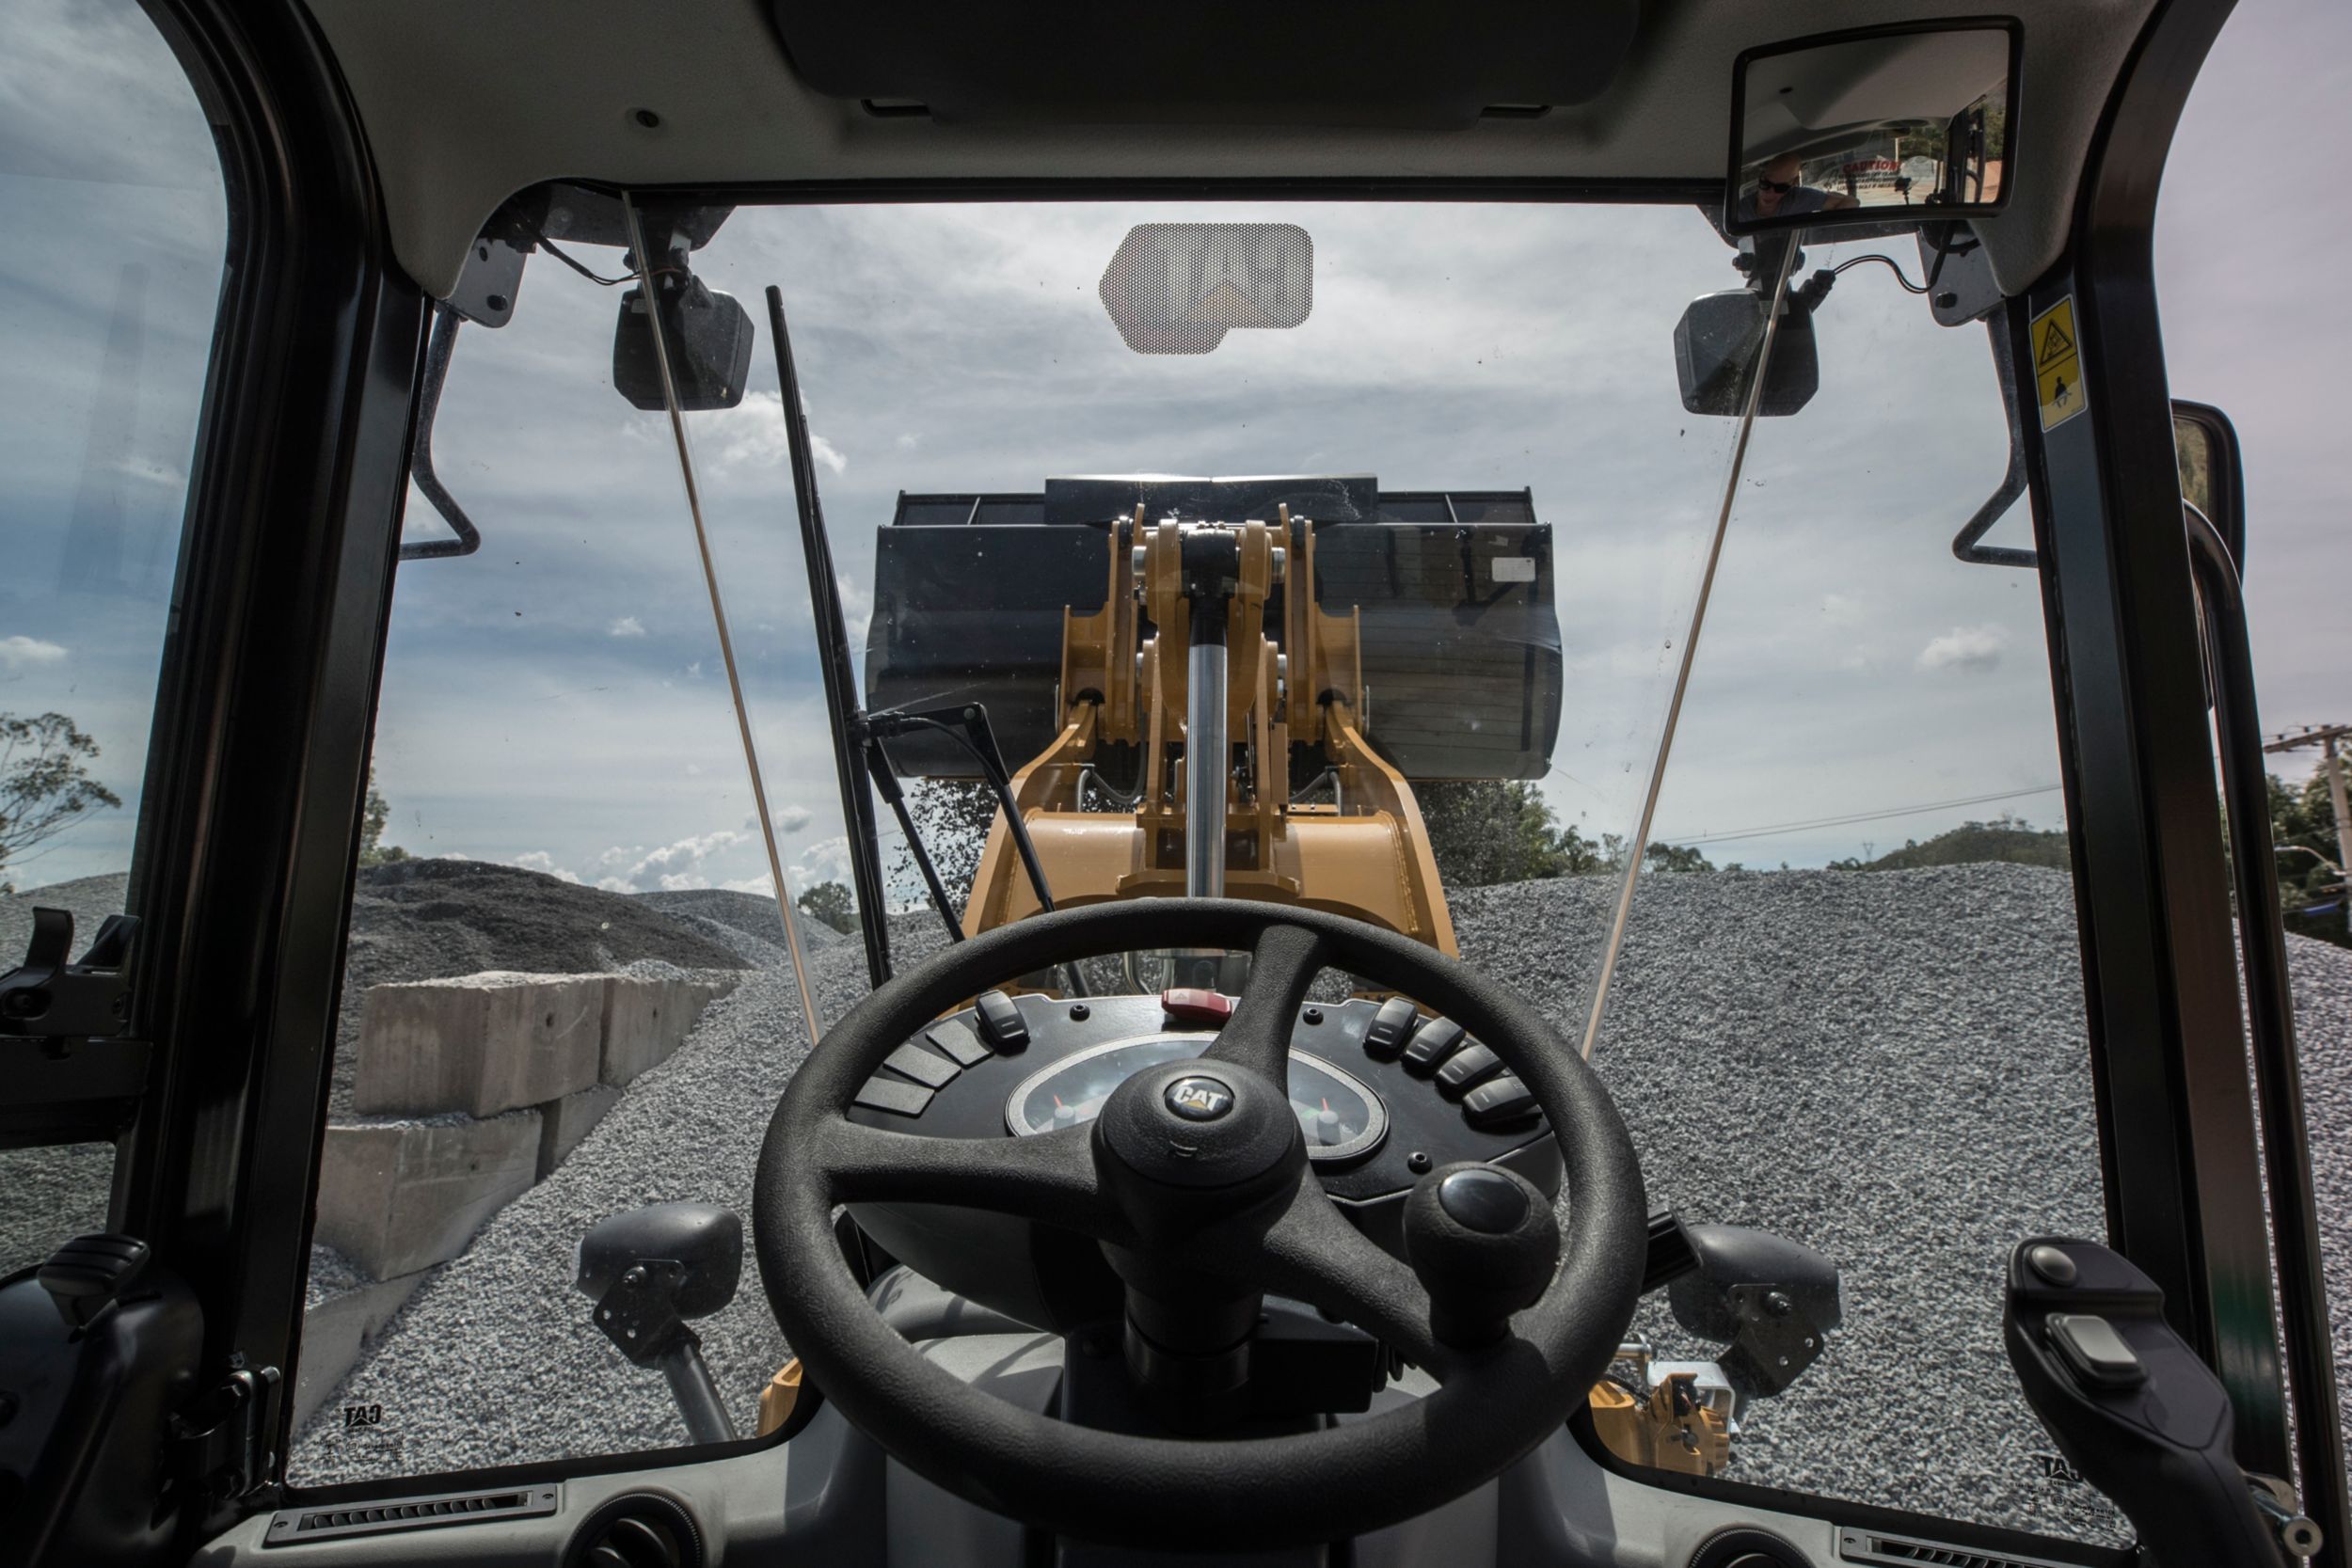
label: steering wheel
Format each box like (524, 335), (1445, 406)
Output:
(754, 899), (1647, 1551)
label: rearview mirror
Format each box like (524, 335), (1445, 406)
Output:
(1728, 23), (2018, 236)
(1674, 287), (1819, 417)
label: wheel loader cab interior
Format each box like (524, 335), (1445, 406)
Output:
(0, 1), (2339, 1567)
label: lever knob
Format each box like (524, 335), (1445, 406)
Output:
(1402, 1164), (1558, 1347)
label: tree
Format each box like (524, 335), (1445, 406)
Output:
(1643, 840), (1716, 874)
(1416, 780), (1607, 888)
(358, 768), (409, 868)
(2268, 771), (2351, 949)
(797, 879), (858, 935)
(0, 712), (122, 895)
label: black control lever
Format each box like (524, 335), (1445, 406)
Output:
(2004, 1237), (2304, 1567)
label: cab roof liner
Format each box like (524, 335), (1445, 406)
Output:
(769, 0), (1645, 128)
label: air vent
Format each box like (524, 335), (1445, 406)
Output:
(265, 1483), (557, 1545)
(565, 1492), (705, 1568)
(1839, 1526), (2083, 1568)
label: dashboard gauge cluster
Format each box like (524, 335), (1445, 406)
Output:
(847, 988), (1555, 1212)
(1004, 1036), (1388, 1162)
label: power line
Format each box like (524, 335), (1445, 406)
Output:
(1661, 784), (2062, 848)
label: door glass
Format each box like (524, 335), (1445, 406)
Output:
(0, 0), (230, 1274)
(1601, 230), (2125, 1546)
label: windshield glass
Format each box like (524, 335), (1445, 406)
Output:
(293, 195), (2113, 1553)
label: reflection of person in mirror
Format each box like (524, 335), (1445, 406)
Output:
(1740, 153), (1860, 221)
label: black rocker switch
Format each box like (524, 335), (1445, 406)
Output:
(1362, 997), (1421, 1061)
(1401, 1017), (1466, 1074)
(1402, 1164), (1559, 1348)
(2003, 1237), (2289, 1568)
(973, 989), (1029, 1052)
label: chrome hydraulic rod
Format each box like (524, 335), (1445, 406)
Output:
(1186, 610), (1229, 899)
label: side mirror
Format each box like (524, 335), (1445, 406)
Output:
(613, 279), (755, 411)
(1674, 289), (1819, 418)
(575, 1201), (743, 1323)
(1667, 1222), (1842, 1398)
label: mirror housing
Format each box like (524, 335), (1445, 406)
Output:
(1668, 1222), (1842, 1399)
(574, 1202), (744, 1321)
(1728, 22), (2018, 237)
(1674, 287), (1819, 418)
(613, 278), (755, 411)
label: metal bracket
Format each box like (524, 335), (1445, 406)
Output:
(0, 907), (138, 1042)
(590, 1259), (697, 1367)
(1720, 1282), (1831, 1397)
(170, 1365), (281, 1504)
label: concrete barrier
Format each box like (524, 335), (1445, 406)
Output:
(293, 1270), (427, 1431)
(313, 1112), (542, 1279)
(535, 1083), (620, 1180)
(352, 972), (604, 1117)
(600, 974), (739, 1086)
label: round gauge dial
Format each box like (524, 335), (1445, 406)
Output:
(1005, 1035), (1386, 1163)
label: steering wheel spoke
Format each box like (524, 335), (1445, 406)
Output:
(818, 1118), (1124, 1241)
(1201, 922), (1326, 1080)
(1220, 1179), (1462, 1380)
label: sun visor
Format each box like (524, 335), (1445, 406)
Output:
(769, 1), (1644, 128)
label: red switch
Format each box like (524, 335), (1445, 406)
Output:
(1160, 988), (1234, 1028)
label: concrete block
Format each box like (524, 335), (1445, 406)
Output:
(353, 972), (604, 1117)
(535, 1083), (619, 1179)
(599, 973), (740, 1086)
(294, 1270), (428, 1432)
(312, 1112), (542, 1279)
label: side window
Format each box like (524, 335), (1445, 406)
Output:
(0, 0), (230, 1274)
(1594, 248), (2127, 1548)
(286, 240), (819, 1481)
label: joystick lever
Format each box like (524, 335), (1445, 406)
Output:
(2003, 1238), (2318, 1566)
(1402, 1164), (1559, 1348)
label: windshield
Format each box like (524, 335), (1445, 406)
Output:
(292, 193), (2113, 1553)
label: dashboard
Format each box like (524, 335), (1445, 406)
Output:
(842, 988), (1562, 1319)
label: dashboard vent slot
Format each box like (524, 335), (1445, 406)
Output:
(566, 1492), (705, 1568)
(265, 1483), (557, 1544)
(1839, 1527), (2084, 1568)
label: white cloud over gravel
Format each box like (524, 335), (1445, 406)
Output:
(0, 636), (67, 669)
(1917, 623), (2009, 673)
(511, 851), (580, 884)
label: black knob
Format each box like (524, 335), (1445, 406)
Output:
(1402, 1164), (1558, 1347)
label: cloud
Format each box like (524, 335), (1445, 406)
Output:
(586, 829), (752, 892)
(0, 636), (67, 669)
(706, 389), (847, 475)
(512, 850), (581, 884)
(1916, 624), (2009, 673)
(775, 803), (814, 833)
(896, 432), (920, 451)
(608, 616), (645, 638)
(793, 833), (854, 887)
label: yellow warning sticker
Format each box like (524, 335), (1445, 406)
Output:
(2033, 296), (2086, 431)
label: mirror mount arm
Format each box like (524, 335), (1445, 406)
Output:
(1953, 314), (2035, 569)
(397, 303), (484, 562)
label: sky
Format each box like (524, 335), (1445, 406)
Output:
(2, 0), (2347, 916)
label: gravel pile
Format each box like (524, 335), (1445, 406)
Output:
(634, 887), (847, 969)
